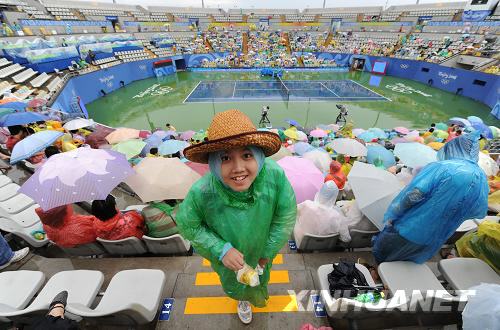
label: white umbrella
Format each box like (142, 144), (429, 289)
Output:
(328, 138), (367, 157)
(347, 161), (404, 230)
(303, 149), (331, 173)
(63, 118), (95, 131)
(478, 152), (499, 177)
(124, 157), (201, 202)
(394, 143), (437, 168)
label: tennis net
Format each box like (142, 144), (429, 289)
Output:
(276, 76), (290, 102)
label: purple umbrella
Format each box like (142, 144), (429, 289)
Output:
(277, 156), (324, 204)
(180, 130), (196, 141)
(19, 148), (133, 211)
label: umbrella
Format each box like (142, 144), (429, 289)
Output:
(471, 122), (493, 139)
(105, 128), (140, 144)
(185, 161), (210, 176)
(394, 126), (410, 135)
(296, 131), (308, 142)
(158, 139), (189, 155)
(427, 142), (444, 151)
(19, 148), (133, 211)
(0, 101), (26, 111)
(269, 146), (293, 161)
(10, 130), (63, 164)
(448, 117), (471, 127)
(352, 128), (365, 137)
(124, 157), (201, 202)
(284, 128), (298, 140)
(0, 108), (15, 118)
(394, 142), (437, 168)
(63, 118), (95, 131)
(303, 149), (331, 173)
(0, 112), (49, 127)
(86, 125), (115, 149)
(358, 131), (377, 142)
(435, 122), (448, 131)
(326, 124), (340, 132)
(141, 134), (163, 156)
(310, 129), (327, 138)
(390, 137), (410, 144)
(347, 161), (404, 230)
(478, 152), (499, 177)
(490, 126), (499, 139)
(285, 119), (301, 128)
(432, 130), (449, 140)
(111, 139), (146, 159)
(292, 142), (314, 156)
(192, 130), (206, 142)
(369, 127), (388, 140)
(277, 156), (324, 204)
(467, 116), (483, 124)
(27, 98), (47, 109)
(328, 138), (367, 157)
(366, 145), (396, 169)
(180, 130), (196, 141)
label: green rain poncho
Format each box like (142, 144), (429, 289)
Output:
(176, 158), (297, 307)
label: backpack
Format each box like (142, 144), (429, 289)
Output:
(327, 261), (378, 298)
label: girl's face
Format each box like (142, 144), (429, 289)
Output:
(220, 147), (258, 192)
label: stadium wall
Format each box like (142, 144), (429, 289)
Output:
(53, 53), (499, 114)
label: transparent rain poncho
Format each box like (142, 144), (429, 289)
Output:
(176, 158), (297, 307)
(295, 181), (350, 243)
(384, 132), (489, 262)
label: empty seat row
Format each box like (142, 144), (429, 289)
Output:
(0, 64), (24, 79)
(29, 72), (52, 88)
(0, 269), (166, 325)
(12, 68), (37, 84)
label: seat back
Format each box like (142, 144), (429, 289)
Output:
(142, 234), (190, 255)
(347, 229), (379, 249)
(97, 237), (147, 255)
(60, 242), (106, 256)
(0, 271), (45, 310)
(298, 233), (339, 252)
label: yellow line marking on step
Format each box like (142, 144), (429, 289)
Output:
(195, 270), (289, 286)
(184, 294), (298, 314)
(202, 254), (283, 267)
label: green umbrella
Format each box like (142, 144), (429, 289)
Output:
(433, 129), (449, 140)
(192, 130), (206, 142)
(0, 108), (16, 119)
(435, 122), (448, 131)
(111, 139), (146, 160)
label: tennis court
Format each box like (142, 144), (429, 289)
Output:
(184, 79), (390, 103)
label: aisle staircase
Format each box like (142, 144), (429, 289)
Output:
(283, 32), (292, 54)
(205, 36), (215, 52)
(323, 32), (333, 47)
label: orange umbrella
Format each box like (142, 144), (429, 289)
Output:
(105, 127), (140, 144)
(427, 142), (444, 151)
(0, 98), (18, 105)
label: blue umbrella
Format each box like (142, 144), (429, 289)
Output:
(358, 131), (378, 142)
(471, 122), (493, 139)
(394, 143), (437, 168)
(293, 142), (314, 156)
(0, 112), (49, 127)
(448, 117), (471, 127)
(10, 130), (63, 164)
(368, 127), (388, 140)
(367, 145), (396, 169)
(141, 134), (163, 156)
(285, 119), (302, 129)
(158, 139), (189, 155)
(0, 102), (27, 112)
(467, 116), (483, 124)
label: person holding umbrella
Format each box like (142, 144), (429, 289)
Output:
(372, 131), (489, 264)
(176, 110), (296, 324)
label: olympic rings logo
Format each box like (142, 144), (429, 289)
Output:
(441, 79), (450, 85)
(400, 64), (409, 69)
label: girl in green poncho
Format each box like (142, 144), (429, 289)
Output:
(176, 110), (297, 324)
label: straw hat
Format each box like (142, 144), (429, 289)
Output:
(183, 110), (281, 164)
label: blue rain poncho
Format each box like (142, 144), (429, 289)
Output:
(176, 158), (297, 307)
(380, 132), (489, 263)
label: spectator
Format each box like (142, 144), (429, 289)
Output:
(6, 125), (26, 151)
(35, 205), (97, 248)
(0, 233), (29, 270)
(92, 195), (145, 240)
(141, 200), (179, 238)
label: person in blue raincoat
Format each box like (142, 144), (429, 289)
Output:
(176, 110), (297, 324)
(372, 131), (489, 264)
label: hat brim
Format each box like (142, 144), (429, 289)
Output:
(183, 131), (282, 164)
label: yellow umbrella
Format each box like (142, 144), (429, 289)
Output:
(427, 142), (444, 151)
(284, 127), (298, 140)
(105, 128), (140, 144)
(124, 157), (201, 202)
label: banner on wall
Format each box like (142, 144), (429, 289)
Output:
(20, 20), (112, 27)
(462, 10), (492, 22)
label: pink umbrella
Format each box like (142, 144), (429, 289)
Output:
(105, 128), (140, 144)
(139, 130), (151, 139)
(310, 129), (327, 138)
(394, 127), (410, 135)
(277, 156), (324, 204)
(186, 161), (209, 176)
(352, 128), (366, 137)
(391, 137), (410, 144)
(27, 98), (47, 109)
(181, 130), (196, 141)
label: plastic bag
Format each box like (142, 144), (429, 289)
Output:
(456, 221), (500, 273)
(236, 263), (260, 287)
(462, 283), (500, 330)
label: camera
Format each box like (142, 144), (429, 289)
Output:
(336, 104), (346, 111)
(261, 106), (269, 115)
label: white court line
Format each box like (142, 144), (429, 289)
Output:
(182, 80), (202, 103)
(232, 81), (236, 98)
(184, 96), (386, 103)
(320, 82), (340, 97)
(348, 79), (392, 101)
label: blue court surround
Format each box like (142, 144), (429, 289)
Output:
(183, 80), (390, 103)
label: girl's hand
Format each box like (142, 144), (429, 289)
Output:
(222, 248), (244, 271)
(258, 258), (269, 268)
